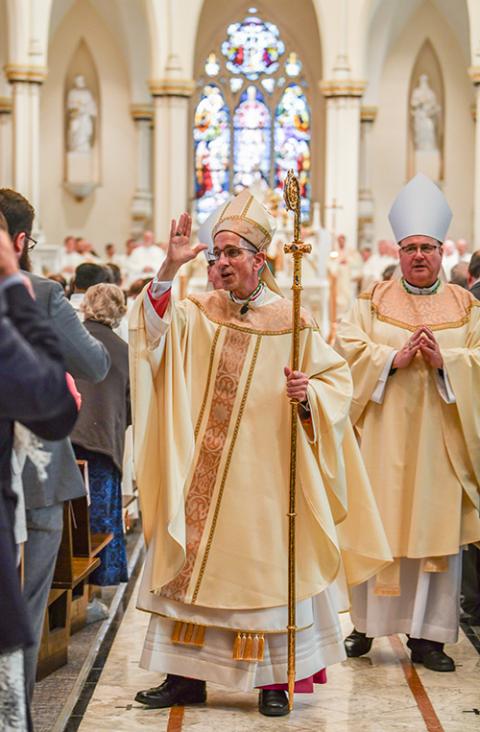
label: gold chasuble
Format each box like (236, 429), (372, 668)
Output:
(337, 280), (480, 588)
(129, 289), (391, 612)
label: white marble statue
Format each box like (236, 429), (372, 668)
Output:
(67, 74), (97, 153)
(410, 74), (441, 152)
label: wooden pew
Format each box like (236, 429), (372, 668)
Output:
(36, 460), (113, 678)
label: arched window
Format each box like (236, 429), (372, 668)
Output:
(274, 84), (311, 219)
(193, 84), (231, 220)
(233, 86), (271, 190)
(193, 9), (311, 222)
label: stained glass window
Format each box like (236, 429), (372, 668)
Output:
(204, 53), (220, 77)
(274, 85), (311, 217)
(194, 11), (311, 222)
(230, 78), (243, 94)
(233, 86), (271, 190)
(285, 52), (302, 78)
(261, 78), (275, 95)
(221, 15), (285, 80)
(194, 85), (231, 219)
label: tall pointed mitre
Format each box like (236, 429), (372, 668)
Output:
(198, 197), (232, 260)
(212, 188), (276, 251)
(388, 173), (452, 243)
(211, 188), (283, 295)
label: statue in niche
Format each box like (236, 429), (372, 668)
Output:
(67, 74), (97, 153)
(410, 74), (441, 152)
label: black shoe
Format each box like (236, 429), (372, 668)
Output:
(344, 629), (373, 658)
(258, 689), (290, 717)
(460, 610), (480, 625)
(135, 674), (207, 708)
(406, 638), (455, 672)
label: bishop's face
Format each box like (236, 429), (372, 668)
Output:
(212, 231), (265, 297)
(398, 234), (443, 288)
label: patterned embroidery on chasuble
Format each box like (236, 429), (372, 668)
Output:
(160, 328), (257, 603)
(189, 290), (314, 333)
(367, 280), (477, 332)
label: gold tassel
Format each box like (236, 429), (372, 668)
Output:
(194, 624), (206, 646)
(233, 632), (242, 660)
(171, 621), (206, 648)
(171, 621), (182, 643)
(239, 633), (247, 658)
(232, 632), (265, 662)
(257, 634), (265, 661)
(244, 635), (253, 659)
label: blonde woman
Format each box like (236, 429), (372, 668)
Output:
(72, 284), (130, 592)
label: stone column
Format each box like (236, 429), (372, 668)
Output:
(358, 106), (377, 248)
(150, 73), (194, 242)
(0, 96), (13, 187)
(470, 68), (480, 249)
(320, 79), (365, 249)
(130, 104), (154, 237)
(5, 65), (47, 236)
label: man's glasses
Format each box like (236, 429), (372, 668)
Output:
(210, 245), (253, 262)
(25, 234), (38, 251)
(399, 243), (440, 257)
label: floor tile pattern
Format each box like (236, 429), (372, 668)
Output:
(76, 576), (480, 732)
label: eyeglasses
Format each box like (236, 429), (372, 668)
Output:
(399, 243), (440, 256)
(211, 245), (254, 262)
(25, 234), (38, 251)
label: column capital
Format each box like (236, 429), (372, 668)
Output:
(4, 64), (47, 84)
(149, 78), (195, 98)
(469, 66), (480, 86)
(360, 106), (377, 122)
(130, 103), (153, 122)
(319, 79), (366, 98)
(0, 96), (12, 114)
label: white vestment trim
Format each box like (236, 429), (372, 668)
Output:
(350, 554), (461, 644)
(140, 592), (345, 690)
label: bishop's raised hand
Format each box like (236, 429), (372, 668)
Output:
(156, 212), (208, 281)
(168, 213), (207, 265)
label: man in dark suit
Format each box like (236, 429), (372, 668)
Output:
(0, 219), (78, 730)
(0, 188), (111, 700)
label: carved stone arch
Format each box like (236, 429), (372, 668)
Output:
(407, 39), (445, 181)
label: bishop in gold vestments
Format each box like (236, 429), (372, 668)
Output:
(129, 191), (391, 716)
(337, 174), (480, 672)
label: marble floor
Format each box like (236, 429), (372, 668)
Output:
(77, 576), (480, 732)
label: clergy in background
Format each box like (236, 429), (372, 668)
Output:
(337, 173), (480, 672)
(129, 191), (391, 717)
(327, 233), (363, 319)
(127, 230), (165, 281)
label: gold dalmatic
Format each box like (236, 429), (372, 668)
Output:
(283, 171), (311, 711)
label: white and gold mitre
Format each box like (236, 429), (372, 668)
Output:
(212, 188), (276, 251)
(388, 173), (452, 243)
(198, 198), (232, 260)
